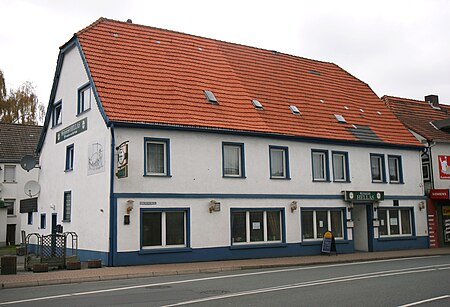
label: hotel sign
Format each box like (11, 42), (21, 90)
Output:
(56, 118), (87, 143)
(344, 191), (384, 202)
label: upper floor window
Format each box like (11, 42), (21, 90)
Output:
(378, 208), (412, 236)
(40, 213), (46, 229)
(65, 144), (74, 171)
(370, 154), (386, 183)
(142, 210), (187, 248)
(63, 191), (72, 222)
(332, 151), (350, 182)
(312, 150), (329, 181)
(388, 155), (403, 183)
(27, 212), (33, 225)
(52, 100), (62, 127)
(302, 209), (344, 240)
(223, 142), (245, 178)
(145, 138), (170, 176)
(269, 146), (290, 179)
(422, 162), (431, 182)
(5, 199), (15, 215)
(77, 83), (92, 114)
(3, 165), (16, 183)
(231, 209), (283, 244)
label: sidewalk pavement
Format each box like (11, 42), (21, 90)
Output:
(2, 247), (450, 289)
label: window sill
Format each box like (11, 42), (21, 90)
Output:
(333, 180), (351, 183)
(139, 247), (192, 254)
(377, 236), (416, 241)
(62, 220), (71, 223)
(229, 243), (287, 250)
(389, 181), (405, 184)
(312, 179), (331, 183)
(301, 239), (349, 246)
(371, 181), (387, 184)
(76, 109), (91, 117)
(223, 176), (246, 179)
(3, 181), (17, 184)
(143, 174), (172, 178)
(51, 123), (62, 129)
(65, 169), (73, 173)
(270, 177), (291, 180)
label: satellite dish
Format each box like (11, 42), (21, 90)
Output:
(20, 155), (37, 172)
(24, 180), (40, 197)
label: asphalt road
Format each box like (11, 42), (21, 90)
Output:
(1, 255), (450, 306)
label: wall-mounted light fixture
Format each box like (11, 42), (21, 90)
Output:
(126, 199), (134, 214)
(290, 201), (298, 213)
(209, 200), (221, 213)
(418, 201), (425, 211)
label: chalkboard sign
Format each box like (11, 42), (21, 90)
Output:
(321, 231), (337, 255)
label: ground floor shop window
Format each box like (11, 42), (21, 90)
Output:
(142, 210), (187, 248)
(378, 208), (412, 236)
(231, 209), (283, 244)
(302, 209), (344, 240)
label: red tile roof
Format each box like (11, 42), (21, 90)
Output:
(383, 95), (450, 142)
(75, 18), (420, 146)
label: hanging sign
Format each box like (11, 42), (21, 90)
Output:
(116, 141), (129, 179)
(344, 191), (384, 202)
(321, 231), (337, 255)
(438, 155), (450, 179)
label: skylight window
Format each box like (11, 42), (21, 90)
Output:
(320, 99), (325, 103)
(308, 69), (321, 75)
(334, 114), (347, 123)
(251, 99), (264, 109)
(204, 90), (218, 104)
(290, 105), (301, 114)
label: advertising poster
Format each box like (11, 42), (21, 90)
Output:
(438, 155), (450, 179)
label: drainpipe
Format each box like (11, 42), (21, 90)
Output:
(108, 122), (116, 266)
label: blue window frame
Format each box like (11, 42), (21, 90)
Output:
(77, 82), (92, 114)
(144, 138), (171, 176)
(332, 151), (350, 182)
(63, 191), (71, 222)
(65, 144), (74, 171)
(140, 208), (190, 250)
(222, 142), (245, 178)
(269, 146), (290, 179)
(311, 149), (330, 182)
(231, 208), (285, 245)
(52, 100), (62, 127)
(301, 208), (345, 240)
(388, 155), (404, 184)
(370, 153), (386, 183)
(40, 213), (46, 229)
(378, 207), (413, 236)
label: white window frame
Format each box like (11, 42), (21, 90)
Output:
(388, 155), (402, 183)
(78, 83), (92, 114)
(312, 150), (328, 181)
(302, 209), (344, 240)
(378, 208), (412, 237)
(142, 211), (187, 249)
(332, 152), (348, 182)
(231, 210), (282, 245)
(370, 154), (385, 183)
(270, 147), (288, 179)
(223, 143), (244, 178)
(145, 139), (170, 176)
(4, 165), (16, 183)
(52, 100), (62, 127)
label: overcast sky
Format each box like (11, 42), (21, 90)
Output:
(1, 0), (449, 111)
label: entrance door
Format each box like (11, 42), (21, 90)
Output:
(6, 224), (16, 245)
(353, 204), (373, 252)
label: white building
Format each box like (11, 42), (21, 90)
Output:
(29, 18), (428, 266)
(0, 123), (41, 247)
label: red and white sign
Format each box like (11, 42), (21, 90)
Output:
(439, 155), (450, 179)
(429, 189), (450, 199)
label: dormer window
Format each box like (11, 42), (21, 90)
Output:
(204, 90), (218, 104)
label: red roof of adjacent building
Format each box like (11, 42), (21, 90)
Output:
(73, 18), (420, 147)
(383, 95), (450, 142)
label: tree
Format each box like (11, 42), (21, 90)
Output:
(0, 69), (45, 124)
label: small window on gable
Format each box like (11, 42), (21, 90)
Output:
(290, 105), (300, 114)
(52, 100), (62, 127)
(251, 99), (264, 109)
(78, 83), (92, 114)
(204, 90), (218, 104)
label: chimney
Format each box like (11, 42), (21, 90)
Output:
(425, 94), (439, 109)
(127, 19), (133, 23)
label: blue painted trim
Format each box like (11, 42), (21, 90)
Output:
(75, 248), (109, 265)
(366, 204), (374, 252)
(140, 207), (191, 250)
(301, 239), (351, 246)
(108, 123), (116, 266)
(372, 236), (428, 251)
(370, 153), (387, 183)
(77, 81), (91, 115)
(331, 151), (351, 183)
(143, 137), (171, 177)
(222, 142), (246, 178)
(109, 120), (424, 151)
(311, 149), (330, 182)
(229, 243), (288, 250)
(113, 192), (426, 200)
(388, 155), (404, 184)
(269, 145), (290, 179)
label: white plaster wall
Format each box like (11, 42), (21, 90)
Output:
(24, 45), (111, 252)
(113, 128), (424, 197)
(0, 163), (39, 244)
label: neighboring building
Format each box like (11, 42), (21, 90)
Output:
(384, 95), (450, 248)
(0, 122), (42, 246)
(30, 18), (427, 266)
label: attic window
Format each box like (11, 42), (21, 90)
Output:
(320, 99), (325, 103)
(377, 111), (382, 115)
(334, 114), (346, 123)
(204, 90), (218, 104)
(289, 105), (301, 114)
(308, 69), (321, 76)
(251, 99), (264, 109)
